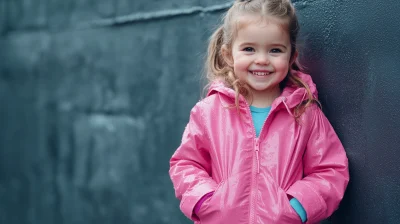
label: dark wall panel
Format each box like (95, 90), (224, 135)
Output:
(0, 2), (221, 222)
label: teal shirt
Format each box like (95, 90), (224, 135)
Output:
(249, 105), (307, 223)
(249, 105), (271, 137)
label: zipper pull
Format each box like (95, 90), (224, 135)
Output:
(255, 140), (260, 174)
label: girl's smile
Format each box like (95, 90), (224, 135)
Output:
(249, 70), (273, 76)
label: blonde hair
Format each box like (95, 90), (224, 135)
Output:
(205, 0), (319, 118)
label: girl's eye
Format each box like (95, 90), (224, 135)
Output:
(243, 47), (255, 52)
(270, 48), (282, 53)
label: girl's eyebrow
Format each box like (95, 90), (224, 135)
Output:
(270, 44), (287, 49)
(238, 42), (256, 47)
(238, 42), (287, 49)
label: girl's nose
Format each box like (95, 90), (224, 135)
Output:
(255, 54), (269, 65)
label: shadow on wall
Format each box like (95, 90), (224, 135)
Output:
(300, 24), (367, 224)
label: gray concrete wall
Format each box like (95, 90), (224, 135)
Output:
(0, 0), (399, 223)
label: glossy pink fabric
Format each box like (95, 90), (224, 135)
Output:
(169, 72), (349, 224)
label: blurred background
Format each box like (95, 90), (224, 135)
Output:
(0, 0), (400, 223)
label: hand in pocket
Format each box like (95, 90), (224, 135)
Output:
(197, 173), (249, 223)
(276, 184), (303, 223)
(196, 181), (223, 223)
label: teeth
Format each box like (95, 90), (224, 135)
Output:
(252, 71), (270, 76)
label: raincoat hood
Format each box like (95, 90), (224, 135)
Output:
(207, 71), (318, 110)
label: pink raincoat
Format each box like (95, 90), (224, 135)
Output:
(169, 72), (349, 224)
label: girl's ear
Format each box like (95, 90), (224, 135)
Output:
(221, 44), (234, 67)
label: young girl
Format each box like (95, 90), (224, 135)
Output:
(169, 0), (349, 223)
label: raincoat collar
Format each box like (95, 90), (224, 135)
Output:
(206, 71), (318, 111)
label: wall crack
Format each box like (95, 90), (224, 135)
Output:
(77, 2), (233, 29)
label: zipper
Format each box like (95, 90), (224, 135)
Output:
(246, 99), (281, 224)
(244, 101), (257, 224)
(254, 108), (272, 175)
(255, 138), (260, 174)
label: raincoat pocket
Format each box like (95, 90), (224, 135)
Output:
(197, 173), (249, 224)
(196, 180), (224, 223)
(263, 177), (303, 223)
(277, 186), (303, 224)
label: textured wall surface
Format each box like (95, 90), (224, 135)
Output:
(0, 0), (399, 224)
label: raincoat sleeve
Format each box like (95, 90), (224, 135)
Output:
(286, 105), (349, 223)
(169, 104), (218, 221)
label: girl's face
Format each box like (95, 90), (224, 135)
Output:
(225, 15), (293, 97)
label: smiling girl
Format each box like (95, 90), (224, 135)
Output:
(169, 0), (349, 223)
